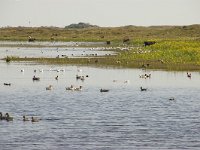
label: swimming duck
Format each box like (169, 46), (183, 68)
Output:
(55, 76), (58, 80)
(169, 97), (175, 101)
(66, 85), (74, 91)
(74, 86), (83, 91)
(32, 76), (40, 81)
(5, 113), (13, 121)
(31, 117), (40, 122)
(46, 85), (53, 90)
(0, 112), (6, 120)
(23, 115), (29, 121)
(100, 89), (109, 92)
(4, 83), (11, 86)
(140, 87), (147, 91)
(187, 72), (191, 78)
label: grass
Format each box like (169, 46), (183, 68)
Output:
(1, 25), (200, 70)
(0, 25), (200, 42)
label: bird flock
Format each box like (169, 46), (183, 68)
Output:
(2, 67), (193, 122)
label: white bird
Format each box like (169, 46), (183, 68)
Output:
(77, 68), (82, 72)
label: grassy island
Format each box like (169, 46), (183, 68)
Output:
(1, 24), (200, 70)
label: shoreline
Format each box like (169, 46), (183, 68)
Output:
(2, 56), (200, 71)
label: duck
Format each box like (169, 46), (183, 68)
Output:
(46, 85), (53, 90)
(0, 112), (6, 120)
(23, 115), (29, 121)
(169, 97), (175, 101)
(32, 75), (40, 81)
(66, 85), (74, 91)
(4, 83), (11, 86)
(100, 89), (109, 92)
(74, 86), (83, 91)
(124, 80), (130, 83)
(5, 113), (13, 121)
(55, 75), (58, 80)
(31, 117), (40, 122)
(140, 87), (147, 91)
(187, 72), (191, 78)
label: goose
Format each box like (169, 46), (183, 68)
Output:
(100, 89), (109, 92)
(140, 87), (147, 91)
(46, 85), (53, 90)
(5, 113), (13, 121)
(23, 115), (29, 121)
(31, 117), (40, 122)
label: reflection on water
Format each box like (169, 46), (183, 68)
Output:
(0, 61), (200, 150)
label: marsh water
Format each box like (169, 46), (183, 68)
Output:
(0, 42), (200, 149)
(1, 59), (200, 150)
(0, 41), (117, 59)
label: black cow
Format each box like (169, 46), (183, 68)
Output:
(144, 41), (156, 46)
(106, 41), (111, 45)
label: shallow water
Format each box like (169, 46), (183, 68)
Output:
(0, 41), (106, 47)
(1, 61), (200, 150)
(0, 47), (116, 59)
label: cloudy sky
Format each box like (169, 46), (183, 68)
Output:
(0, 0), (199, 27)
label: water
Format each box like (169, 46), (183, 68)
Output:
(0, 47), (116, 59)
(0, 41), (106, 47)
(1, 61), (200, 150)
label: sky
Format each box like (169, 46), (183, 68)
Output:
(0, 0), (200, 27)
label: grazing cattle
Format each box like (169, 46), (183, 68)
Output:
(144, 41), (156, 46)
(106, 41), (111, 45)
